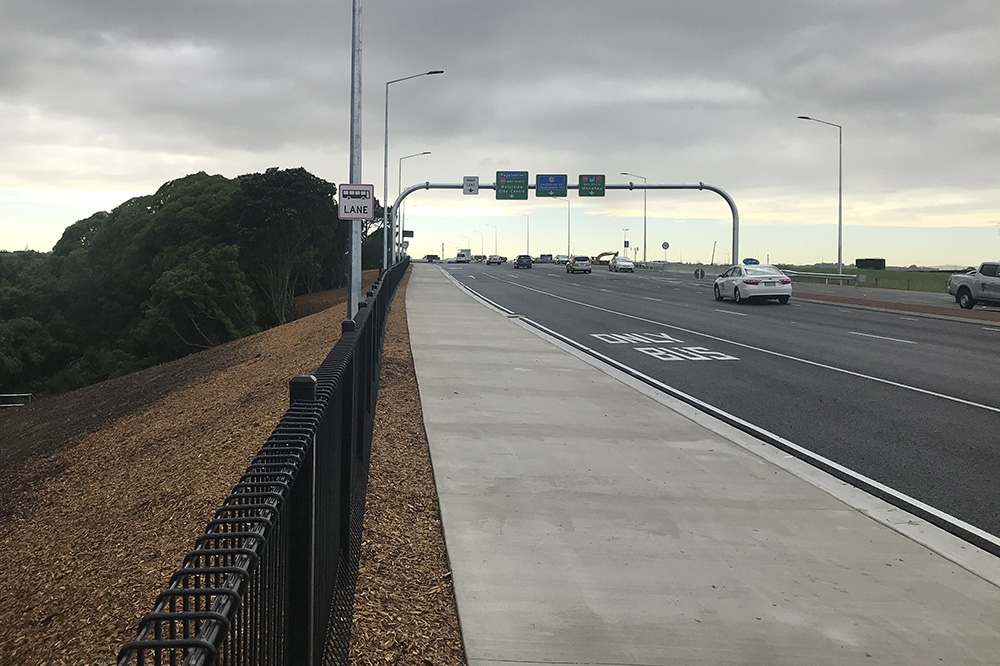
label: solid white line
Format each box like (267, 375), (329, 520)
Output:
(850, 331), (916, 344)
(499, 280), (1000, 414)
(715, 309), (748, 317)
(983, 328), (1000, 332)
(899, 316), (919, 321)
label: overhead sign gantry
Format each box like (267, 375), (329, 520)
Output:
(387, 175), (740, 268)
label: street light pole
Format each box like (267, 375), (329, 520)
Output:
(485, 224), (498, 254)
(556, 197), (571, 257)
(623, 228), (629, 257)
(620, 172), (647, 262)
(397, 151), (431, 258)
(797, 115), (843, 275)
(383, 70), (443, 269)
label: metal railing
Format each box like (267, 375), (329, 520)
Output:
(0, 393), (33, 408)
(781, 270), (864, 286)
(117, 257), (410, 666)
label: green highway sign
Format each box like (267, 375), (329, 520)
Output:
(578, 174), (605, 197)
(535, 174), (567, 197)
(496, 171), (529, 200)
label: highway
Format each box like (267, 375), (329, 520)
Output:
(440, 261), (1000, 544)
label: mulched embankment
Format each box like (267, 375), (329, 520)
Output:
(0, 269), (465, 665)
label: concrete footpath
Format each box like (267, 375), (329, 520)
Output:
(405, 263), (1000, 666)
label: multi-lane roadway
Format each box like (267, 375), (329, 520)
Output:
(440, 260), (1000, 548)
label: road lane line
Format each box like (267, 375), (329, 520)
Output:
(643, 297), (663, 302)
(984, 327), (1000, 332)
(499, 279), (1000, 415)
(715, 309), (748, 317)
(850, 331), (915, 344)
(899, 317), (919, 321)
(600, 288), (613, 293)
(511, 313), (1000, 556)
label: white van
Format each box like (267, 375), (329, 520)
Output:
(456, 250), (471, 263)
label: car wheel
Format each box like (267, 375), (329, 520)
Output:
(714, 284), (724, 301)
(958, 288), (976, 309)
(734, 287), (744, 304)
(778, 296), (789, 304)
(587, 270), (591, 274)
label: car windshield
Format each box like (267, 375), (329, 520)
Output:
(745, 266), (783, 276)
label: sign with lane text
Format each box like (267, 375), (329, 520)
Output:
(338, 184), (375, 220)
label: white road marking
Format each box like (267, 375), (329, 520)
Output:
(715, 309), (748, 317)
(643, 297), (663, 302)
(498, 280), (1000, 415)
(899, 317), (919, 321)
(850, 331), (916, 344)
(513, 315), (1000, 554)
(468, 275), (476, 279)
(600, 288), (613, 293)
(983, 327), (1000, 332)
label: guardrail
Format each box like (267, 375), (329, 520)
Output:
(117, 257), (410, 666)
(0, 393), (33, 408)
(781, 270), (864, 286)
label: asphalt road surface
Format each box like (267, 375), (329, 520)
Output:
(441, 261), (1000, 545)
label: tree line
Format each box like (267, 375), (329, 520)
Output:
(0, 167), (386, 396)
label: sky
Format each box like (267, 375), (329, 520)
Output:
(2, 0), (999, 268)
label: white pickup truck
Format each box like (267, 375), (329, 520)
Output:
(948, 262), (1000, 309)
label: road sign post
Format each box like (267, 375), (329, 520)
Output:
(496, 171), (528, 199)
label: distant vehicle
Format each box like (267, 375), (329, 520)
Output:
(610, 256), (635, 273)
(593, 251), (618, 266)
(566, 255), (592, 274)
(423, 254), (440, 263)
(486, 255), (503, 265)
(446, 257), (456, 263)
(538, 254), (554, 263)
(555, 254), (569, 265)
(456, 250), (472, 263)
(500, 256), (508, 263)
(949, 262), (1000, 309)
(714, 264), (791, 304)
(515, 254), (533, 269)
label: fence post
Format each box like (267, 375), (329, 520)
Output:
(290, 374), (318, 405)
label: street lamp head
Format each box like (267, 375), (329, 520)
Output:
(797, 115), (812, 120)
(427, 70), (444, 75)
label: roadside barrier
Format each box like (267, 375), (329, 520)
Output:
(117, 258), (410, 666)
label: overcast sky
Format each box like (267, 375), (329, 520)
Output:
(2, 0), (998, 267)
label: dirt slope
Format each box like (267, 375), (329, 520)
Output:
(0, 270), (465, 666)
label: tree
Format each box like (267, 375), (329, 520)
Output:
(231, 167), (346, 325)
(139, 245), (258, 360)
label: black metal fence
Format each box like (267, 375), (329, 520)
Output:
(117, 258), (410, 666)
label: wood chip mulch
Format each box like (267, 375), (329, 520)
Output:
(0, 267), (466, 666)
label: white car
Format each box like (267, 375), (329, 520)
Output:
(714, 264), (792, 304)
(610, 256), (634, 272)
